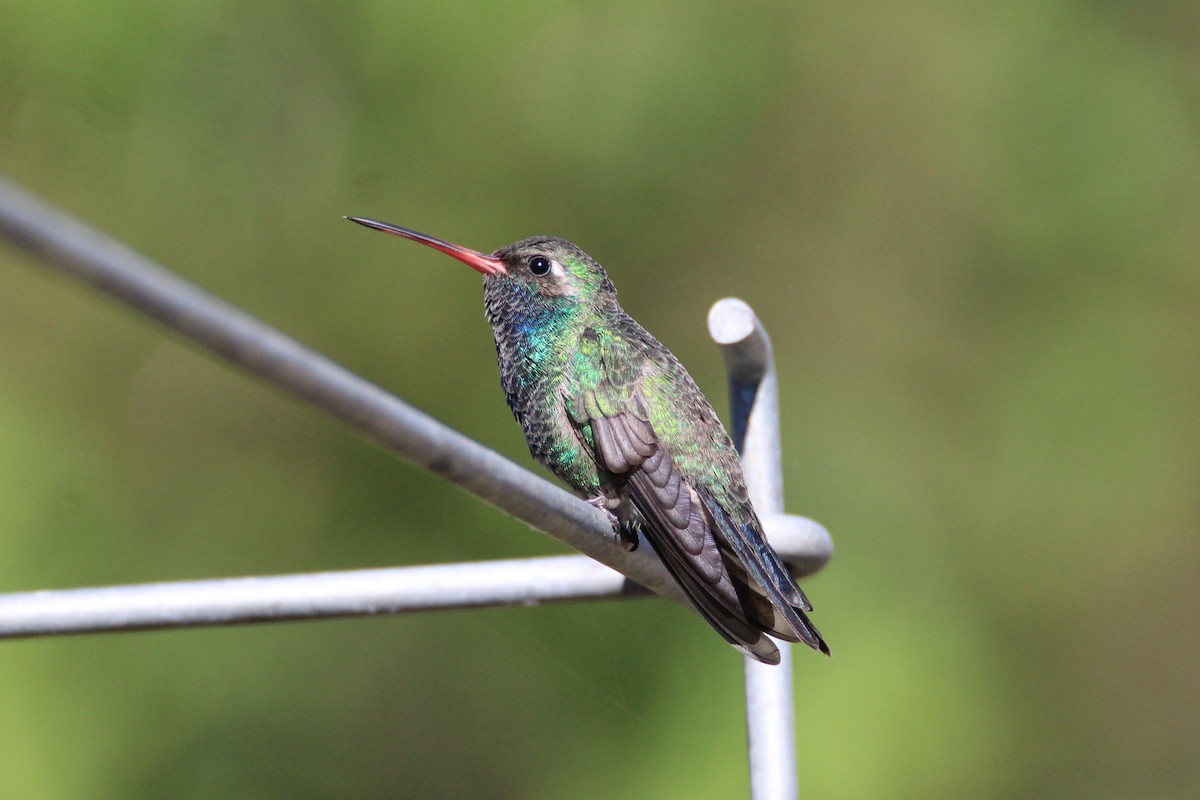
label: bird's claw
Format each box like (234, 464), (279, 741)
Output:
(617, 521), (641, 552)
(587, 496), (639, 552)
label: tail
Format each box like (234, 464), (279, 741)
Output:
(703, 492), (830, 657)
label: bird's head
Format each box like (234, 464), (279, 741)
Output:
(346, 217), (616, 315)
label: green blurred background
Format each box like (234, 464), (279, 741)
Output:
(2, 2), (1197, 797)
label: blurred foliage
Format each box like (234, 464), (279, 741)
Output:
(1, 1), (1198, 797)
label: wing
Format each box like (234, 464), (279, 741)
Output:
(583, 401), (781, 662)
(565, 338), (802, 663)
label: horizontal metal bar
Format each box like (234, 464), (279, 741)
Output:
(0, 556), (646, 639)
(0, 515), (813, 639)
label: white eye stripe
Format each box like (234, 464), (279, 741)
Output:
(528, 255), (567, 279)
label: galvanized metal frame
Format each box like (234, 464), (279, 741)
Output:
(0, 178), (832, 799)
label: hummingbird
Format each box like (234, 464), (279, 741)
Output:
(348, 217), (829, 664)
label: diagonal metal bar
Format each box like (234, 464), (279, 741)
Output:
(0, 177), (690, 607)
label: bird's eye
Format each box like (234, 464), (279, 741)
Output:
(529, 256), (552, 276)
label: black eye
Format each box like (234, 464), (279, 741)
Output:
(529, 256), (552, 276)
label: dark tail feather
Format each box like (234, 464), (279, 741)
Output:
(704, 494), (831, 656)
(638, 522), (783, 664)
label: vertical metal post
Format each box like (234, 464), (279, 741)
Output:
(709, 298), (798, 800)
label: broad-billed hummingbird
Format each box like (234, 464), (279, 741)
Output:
(348, 217), (828, 664)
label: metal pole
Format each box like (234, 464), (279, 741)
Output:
(0, 177), (831, 609)
(0, 177), (692, 606)
(0, 177), (835, 796)
(710, 298), (821, 800)
(0, 176), (831, 653)
(0, 555), (646, 639)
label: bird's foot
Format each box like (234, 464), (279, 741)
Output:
(616, 520), (641, 552)
(586, 496), (639, 552)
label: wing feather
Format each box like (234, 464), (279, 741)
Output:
(562, 328), (825, 662)
(570, 385), (788, 661)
